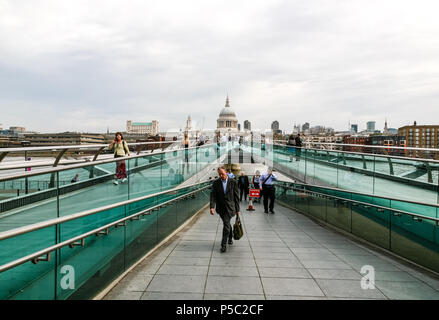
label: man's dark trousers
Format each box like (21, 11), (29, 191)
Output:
(219, 213), (233, 246)
(263, 186), (275, 212)
(238, 175), (250, 202)
(240, 187), (248, 202)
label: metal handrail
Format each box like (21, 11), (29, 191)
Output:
(268, 142), (439, 165)
(0, 155), (117, 171)
(0, 140), (180, 170)
(0, 182), (212, 273)
(276, 180), (439, 208)
(0, 180), (211, 241)
(277, 183), (439, 223)
(310, 142), (439, 152)
(0, 140), (179, 153)
(253, 145), (439, 207)
(273, 140), (439, 152)
(0, 143), (216, 182)
(0, 139), (211, 172)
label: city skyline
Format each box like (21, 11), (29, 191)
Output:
(0, 116), (409, 135)
(1, 1), (439, 133)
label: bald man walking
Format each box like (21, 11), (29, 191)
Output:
(210, 166), (241, 253)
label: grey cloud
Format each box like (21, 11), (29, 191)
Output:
(1, 0), (438, 133)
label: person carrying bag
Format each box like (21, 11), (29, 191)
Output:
(233, 215), (244, 240)
(260, 169), (278, 214)
(210, 166), (241, 253)
(109, 132), (130, 185)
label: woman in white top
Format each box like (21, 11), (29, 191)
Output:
(109, 132), (131, 185)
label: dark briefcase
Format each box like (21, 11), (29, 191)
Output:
(233, 215), (244, 240)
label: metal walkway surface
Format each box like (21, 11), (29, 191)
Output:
(103, 201), (439, 300)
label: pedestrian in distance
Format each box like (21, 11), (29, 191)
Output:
(210, 166), (241, 253)
(167, 168), (175, 187)
(197, 134), (205, 146)
(287, 134), (296, 162)
(227, 169), (235, 179)
(238, 171), (250, 202)
(109, 132), (131, 185)
(174, 169), (184, 185)
(265, 136), (272, 155)
(71, 174), (79, 183)
(182, 131), (190, 173)
(252, 170), (261, 203)
(260, 168), (278, 214)
(216, 134), (222, 159)
(295, 133), (303, 161)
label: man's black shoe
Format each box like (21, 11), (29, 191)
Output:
(264, 210), (269, 214)
(220, 246), (227, 253)
(270, 210), (275, 214)
(228, 239), (233, 245)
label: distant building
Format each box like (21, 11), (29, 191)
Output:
(398, 122), (439, 159)
(326, 127), (335, 135)
(302, 122), (310, 132)
(104, 133), (153, 144)
(244, 120), (251, 131)
(351, 124), (358, 133)
(0, 129), (23, 137)
(9, 126), (26, 133)
(217, 96), (239, 134)
(343, 135), (370, 153)
(271, 121), (279, 132)
(127, 120), (159, 135)
(343, 134), (407, 156)
(24, 132), (106, 146)
(370, 135), (406, 148)
(367, 121), (376, 132)
(310, 126), (325, 135)
(383, 119), (389, 135)
(0, 126), (29, 138)
(304, 135), (338, 144)
(0, 128), (24, 147)
(0, 127), (28, 145)
(186, 115), (192, 131)
(398, 123), (439, 149)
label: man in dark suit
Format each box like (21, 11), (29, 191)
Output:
(237, 171), (250, 202)
(210, 166), (241, 253)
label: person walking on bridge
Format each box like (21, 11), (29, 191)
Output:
(238, 171), (250, 202)
(295, 133), (303, 161)
(182, 131), (190, 174)
(287, 134), (296, 162)
(109, 132), (131, 185)
(210, 166), (240, 253)
(252, 170), (261, 203)
(260, 168), (278, 214)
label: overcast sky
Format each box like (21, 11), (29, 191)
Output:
(1, 0), (438, 133)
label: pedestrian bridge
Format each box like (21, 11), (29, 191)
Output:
(103, 204), (439, 300)
(0, 140), (438, 299)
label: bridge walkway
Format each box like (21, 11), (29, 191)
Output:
(103, 201), (439, 300)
